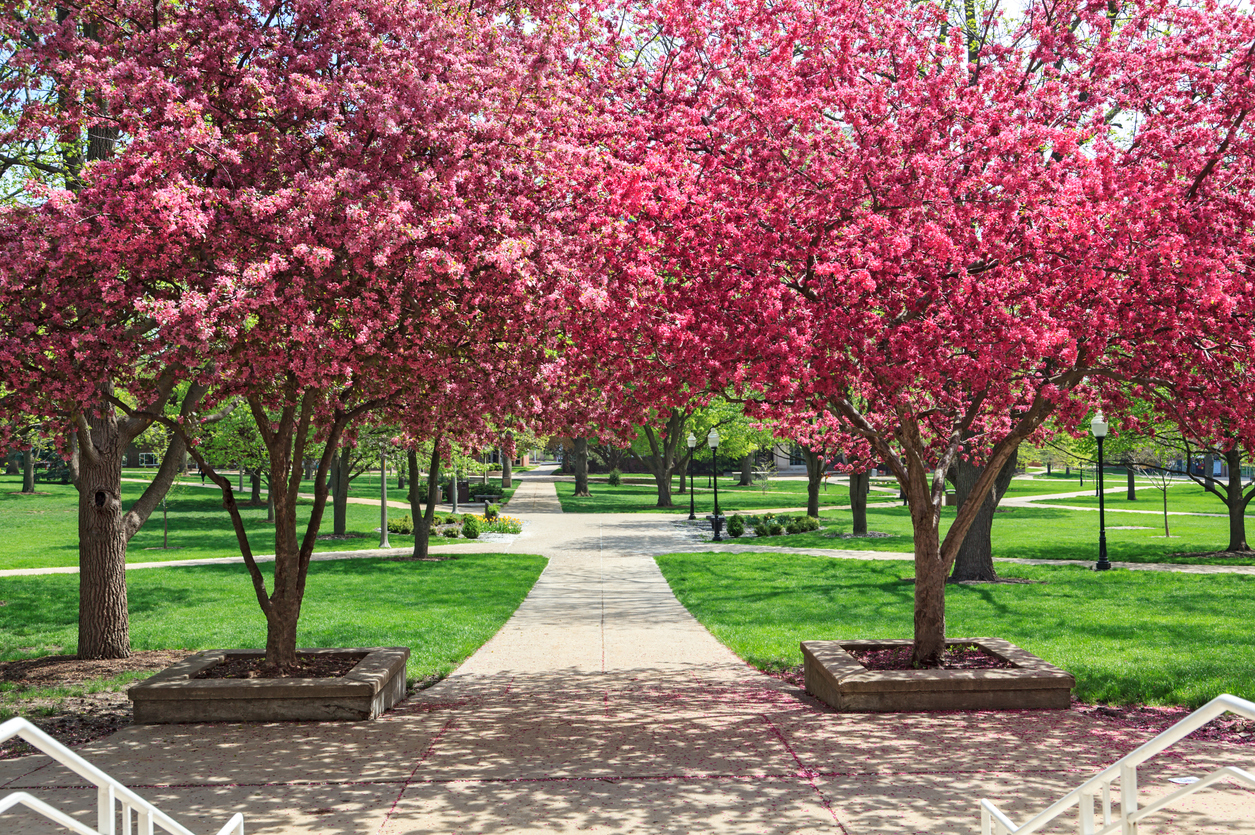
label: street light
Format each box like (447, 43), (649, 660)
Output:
(1091, 411), (1110, 571)
(687, 433), (697, 521)
(379, 442), (390, 549)
(708, 428), (722, 541)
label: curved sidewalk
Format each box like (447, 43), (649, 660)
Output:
(1, 469), (1252, 833)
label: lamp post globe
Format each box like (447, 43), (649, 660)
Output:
(1091, 411), (1111, 571)
(687, 433), (697, 521)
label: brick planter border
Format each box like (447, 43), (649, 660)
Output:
(129, 647), (409, 723)
(801, 637), (1073, 712)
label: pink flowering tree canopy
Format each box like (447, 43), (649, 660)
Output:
(588, 0), (1255, 663)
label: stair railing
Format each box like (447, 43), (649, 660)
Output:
(980, 693), (1255, 835)
(0, 716), (244, 835)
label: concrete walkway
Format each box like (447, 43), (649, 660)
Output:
(2, 469), (1253, 833)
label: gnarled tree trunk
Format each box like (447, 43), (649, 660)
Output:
(77, 410), (130, 660)
(332, 444), (352, 535)
(501, 443), (513, 489)
(803, 446), (824, 517)
(409, 444), (443, 560)
(948, 448), (1017, 583)
(572, 437), (591, 497)
(21, 450), (35, 492)
(739, 453), (754, 486)
(849, 470), (870, 535)
(1222, 448), (1250, 552)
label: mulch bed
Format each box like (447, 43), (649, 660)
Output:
(193, 652), (365, 679)
(847, 643), (1013, 671)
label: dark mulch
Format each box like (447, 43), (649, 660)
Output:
(848, 643), (1013, 671)
(0, 650), (190, 760)
(194, 652), (365, 680)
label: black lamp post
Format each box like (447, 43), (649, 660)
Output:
(687, 432), (697, 521)
(379, 442), (390, 549)
(708, 428), (723, 541)
(1091, 411), (1111, 571)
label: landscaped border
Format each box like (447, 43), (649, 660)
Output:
(129, 646), (409, 723)
(801, 637), (1073, 712)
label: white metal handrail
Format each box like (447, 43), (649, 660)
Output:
(981, 693), (1255, 835)
(0, 717), (244, 835)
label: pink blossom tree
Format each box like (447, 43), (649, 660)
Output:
(589, 0), (1255, 664)
(3, 0), (587, 669)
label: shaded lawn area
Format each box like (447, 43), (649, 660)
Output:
(0, 475), (457, 570)
(1034, 480), (1255, 516)
(725, 501), (1255, 566)
(555, 479), (900, 514)
(160, 470), (520, 507)
(654, 551), (1255, 707)
(0, 553), (546, 685)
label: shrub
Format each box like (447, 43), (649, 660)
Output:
(785, 517), (804, 535)
(485, 503), (500, 520)
(768, 523), (785, 536)
(387, 515), (414, 535)
(462, 514), (481, 539)
(607, 468), (622, 486)
(727, 514), (745, 538)
(801, 515), (821, 532)
(752, 521), (769, 537)
(445, 514), (461, 526)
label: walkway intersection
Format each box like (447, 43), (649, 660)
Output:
(1, 470), (1252, 833)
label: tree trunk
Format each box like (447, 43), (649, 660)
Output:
(739, 453), (754, 486)
(849, 470), (869, 535)
(1223, 448), (1249, 552)
(410, 444), (442, 560)
(908, 493), (947, 668)
(676, 453), (688, 494)
(266, 487), (275, 523)
(501, 445), (513, 489)
(803, 447), (824, 517)
(572, 437), (591, 497)
(1046, 461), (1052, 474)
(1126, 466), (1136, 501)
(947, 449), (1017, 583)
(640, 410), (687, 508)
(250, 470), (262, 504)
(1203, 451), (1215, 491)
(76, 411), (130, 660)
(21, 450), (35, 492)
(333, 445), (351, 535)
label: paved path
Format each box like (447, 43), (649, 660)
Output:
(2, 469), (1253, 833)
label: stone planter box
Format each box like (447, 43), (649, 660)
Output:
(129, 647), (409, 724)
(801, 637), (1072, 712)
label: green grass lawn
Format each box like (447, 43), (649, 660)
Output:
(555, 478), (900, 514)
(159, 469), (520, 507)
(0, 474), (458, 570)
(654, 551), (1255, 707)
(719, 496), (1255, 566)
(1033, 480), (1253, 516)
(0, 553), (547, 686)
